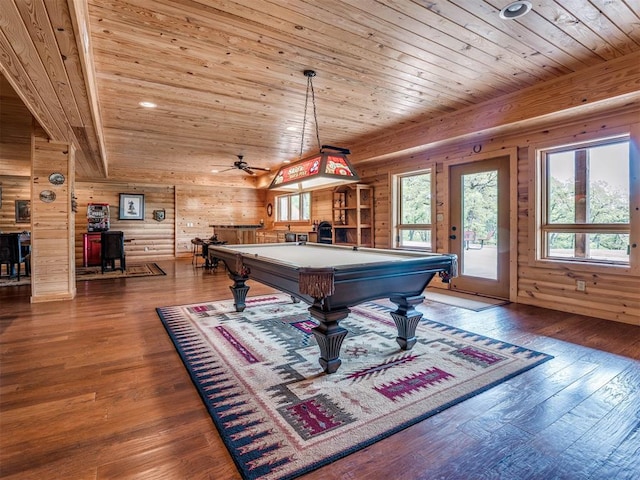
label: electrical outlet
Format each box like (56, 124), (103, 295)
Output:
(576, 280), (586, 292)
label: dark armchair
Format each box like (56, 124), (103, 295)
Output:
(0, 233), (30, 280)
(101, 231), (126, 273)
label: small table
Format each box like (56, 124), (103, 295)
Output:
(207, 242), (457, 374)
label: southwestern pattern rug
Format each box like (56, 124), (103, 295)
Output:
(0, 262), (166, 286)
(157, 294), (552, 480)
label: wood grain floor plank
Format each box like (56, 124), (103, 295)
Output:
(1, 259), (639, 479)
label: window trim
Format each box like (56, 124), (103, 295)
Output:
(275, 191), (312, 223)
(530, 127), (638, 275)
(392, 169), (434, 251)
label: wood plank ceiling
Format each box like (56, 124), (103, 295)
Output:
(1, 0), (639, 185)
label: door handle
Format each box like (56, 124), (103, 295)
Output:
(449, 235), (456, 240)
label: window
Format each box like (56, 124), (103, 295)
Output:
(539, 136), (631, 265)
(276, 192), (311, 222)
(394, 170), (433, 250)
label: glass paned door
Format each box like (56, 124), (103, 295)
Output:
(449, 156), (510, 298)
(461, 171), (498, 279)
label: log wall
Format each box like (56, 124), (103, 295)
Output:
(358, 106), (640, 325)
(2, 101), (638, 324)
(1, 177), (267, 266)
(73, 182), (176, 264)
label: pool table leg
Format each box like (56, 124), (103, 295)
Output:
(309, 304), (350, 374)
(228, 274), (250, 312)
(389, 295), (425, 350)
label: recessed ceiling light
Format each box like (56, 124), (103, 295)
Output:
(283, 160), (291, 164)
(499, 1), (532, 19)
(286, 126), (297, 131)
(211, 169), (219, 173)
(139, 101), (157, 108)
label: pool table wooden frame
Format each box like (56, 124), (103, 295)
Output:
(207, 242), (457, 374)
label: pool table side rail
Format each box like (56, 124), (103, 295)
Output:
(208, 244), (458, 309)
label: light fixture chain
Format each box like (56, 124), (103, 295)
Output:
(299, 75), (311, 159)
(309, 75), (321, 151)
(299, 71), (322, 159)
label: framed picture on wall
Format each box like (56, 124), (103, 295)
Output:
(15, 200), (31, 223)
(119, 193), (145, 220)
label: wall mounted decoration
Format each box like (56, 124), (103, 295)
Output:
(119, 193), (145, 220)
(48, 172), (65, 185)
(39, 190), (56, 203)
(15, 200), (31, 223)
(153, 209), (166, 222)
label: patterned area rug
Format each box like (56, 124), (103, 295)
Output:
(76, 262), (165, 280)
(0, 262), (166, 286)
(157, 294), (552, 480)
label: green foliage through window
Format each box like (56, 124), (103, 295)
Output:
(276, 192), (311, 222)
(396, 171), (432, 249)
(541, 137), (630, 264)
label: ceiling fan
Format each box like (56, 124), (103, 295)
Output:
(211, 155), (271, 176)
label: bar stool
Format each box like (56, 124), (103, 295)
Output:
(191, 238), (204, 267)
(205, 237), (227, 270)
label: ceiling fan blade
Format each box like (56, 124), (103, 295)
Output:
(241, 167), (256, 175)
(248, 166), (271, 171)
(211, 166), (235, 173)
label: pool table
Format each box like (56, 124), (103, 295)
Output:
(207, 242), (458, 374)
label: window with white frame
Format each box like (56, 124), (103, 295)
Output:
(538, 135), (631, 265)
(276, 192), (311, 222)
(394, 170), (433, 250)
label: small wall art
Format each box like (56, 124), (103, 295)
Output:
(15, 200), (31, 223)
(119, 193), (145, 220)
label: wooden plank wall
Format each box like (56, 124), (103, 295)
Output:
(262, 187), (333, 232)
(30, 133), (75, 302)
(311, 189), (333, 226)
(2, 103), (638, 324)
(0, 176), (31, 231)
(358, 106), (640, 325)
(175, 185), (265, 255)
(0, 76), (31, 177)
(2, 178), (268, 265)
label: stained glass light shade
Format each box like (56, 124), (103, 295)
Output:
(269, 150), (360, 191)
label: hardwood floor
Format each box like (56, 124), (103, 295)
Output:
(1, 259), (639, 479)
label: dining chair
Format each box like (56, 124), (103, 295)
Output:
(101, 231), (126, 273)
(0, 233), (29, 280)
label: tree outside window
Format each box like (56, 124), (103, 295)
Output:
(541, 137), (630, 264)
(395, 171), (432, 250)
(276, 192), (311, 222)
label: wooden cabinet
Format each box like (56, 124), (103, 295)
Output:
(256, 230), (313, 243)
(83, 233), (102, 267)
(256, 230), (282, 243)
(332, 184), (373, 247)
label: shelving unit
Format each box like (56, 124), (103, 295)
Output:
(332, 184), (373, 247)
